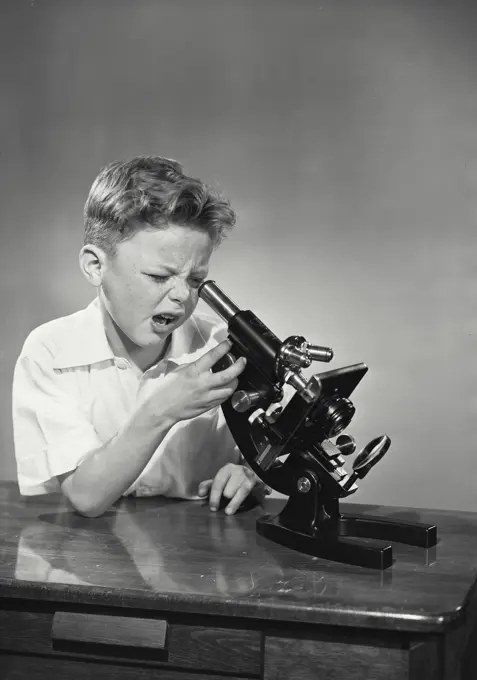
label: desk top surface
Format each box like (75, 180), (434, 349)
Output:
(1, 482), (476, 633)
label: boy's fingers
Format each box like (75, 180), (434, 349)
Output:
(222, 473), (244, 499)
(210, 357), (246, 387)
(224, 483), (250, 515)
(192, 342), (246, 386)
(209, 467), (231, 511)
(198, 479), (212, 497)
(193, 340), (233, 372)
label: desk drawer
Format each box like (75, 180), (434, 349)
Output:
(1, 653), (255, 680)
(0, 608), (261, 676)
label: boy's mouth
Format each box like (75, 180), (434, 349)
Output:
(152, 313), (180, 327)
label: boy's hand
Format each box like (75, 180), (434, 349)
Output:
(198, 463), (271, 515)
(143, 340), (246, 425)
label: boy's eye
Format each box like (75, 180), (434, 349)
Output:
(147, 274), (205, 288)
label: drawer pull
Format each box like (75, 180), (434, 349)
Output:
(52, 612), (168, 659)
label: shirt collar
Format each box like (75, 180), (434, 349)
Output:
(52, 299), (114, 369)
(52, 298), (210, 370)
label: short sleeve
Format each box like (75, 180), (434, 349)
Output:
(12, 350), (103, 495)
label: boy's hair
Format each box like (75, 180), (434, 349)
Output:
(83, 155), (236, 254)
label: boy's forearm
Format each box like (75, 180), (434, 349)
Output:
(60, 412), (176, 517)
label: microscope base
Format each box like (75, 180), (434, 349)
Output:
(339, 513), (437, 548)
(257, 512), (438, 570)
(257, 514), (394, 570)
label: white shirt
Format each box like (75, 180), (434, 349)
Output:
(12, 298), (240, 498)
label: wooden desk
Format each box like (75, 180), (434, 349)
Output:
(1, 481), (477, 679)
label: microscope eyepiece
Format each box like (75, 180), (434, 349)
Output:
(198, 280), (240, 322)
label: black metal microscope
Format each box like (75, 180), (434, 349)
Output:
(198, 281), (437, 570)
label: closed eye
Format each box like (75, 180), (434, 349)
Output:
(148, 274), (169, 283)
(147, 273), (206, 288)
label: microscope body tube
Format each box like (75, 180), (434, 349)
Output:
(198, 281), (240, 321)
(199, 281), (282, 381)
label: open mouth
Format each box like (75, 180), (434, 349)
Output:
(152, 314), (179, 327)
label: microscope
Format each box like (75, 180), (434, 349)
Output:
(199, 281), (437, 570)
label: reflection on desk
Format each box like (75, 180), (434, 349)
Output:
(1, 483), (472, 630)
(3, 483), (477, 680)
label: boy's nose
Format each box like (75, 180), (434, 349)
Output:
(169, 280), (189, 303)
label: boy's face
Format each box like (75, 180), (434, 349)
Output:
(99, 224), (214, 351)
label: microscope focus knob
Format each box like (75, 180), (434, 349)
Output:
(231, 390), (264, 413)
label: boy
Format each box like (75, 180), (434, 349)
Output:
(12, 155), (263, 517)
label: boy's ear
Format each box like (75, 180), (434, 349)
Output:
(79, 244), (109, 287)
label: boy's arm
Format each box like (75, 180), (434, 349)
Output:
(14, 348), (175, 515)
(57, 410), (175, 517)
(13, 351), (157, 513)
(13, 340), (245, 517)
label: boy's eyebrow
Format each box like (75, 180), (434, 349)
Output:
(147, 265), (209, 276)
